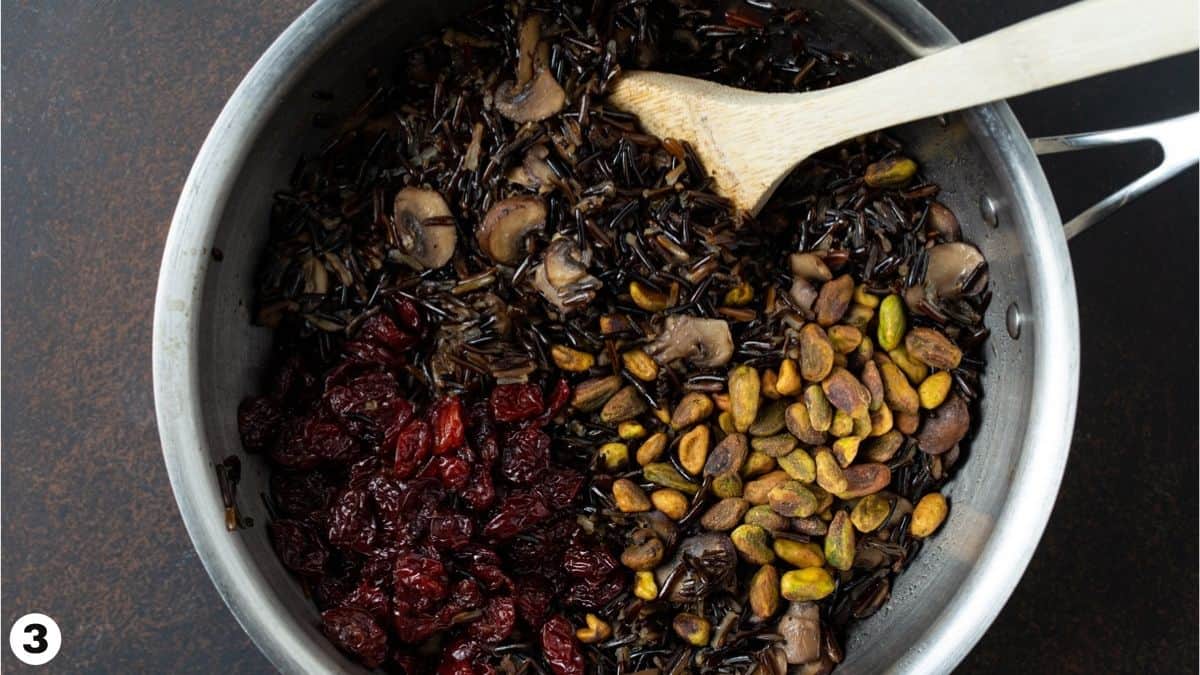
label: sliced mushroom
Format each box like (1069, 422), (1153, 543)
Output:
(391, 187), (457, 269)
(915, 393), (970, 454)
(645, 315), (734, 368)
(925, 242), (988, 299)
(476, 196), (546, 264)
(495, 68), (566, 123)
(789, 278), (818, 315)
(506, 144), (556, 193)
(463, 122), (485, 171)
(515, 15), (541, 87)
(530, 237), (602, 313)
(925, 202), (962, 241)
(779, 602), (821, 665)
(790, 252), (832, 282)
(654, 533), (737, 602)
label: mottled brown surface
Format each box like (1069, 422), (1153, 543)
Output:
(2, 1), (1195, 673)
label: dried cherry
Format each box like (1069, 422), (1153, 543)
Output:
(327, 489), (377, 554)
(237, 396), (283, 451)
(563, 547), (619, 581)
(341, 580), (391, 623)
(541, 615), (585, 675)
(500, 427), (550, 484)
(429, 512), (474, 551)
(481, 492), (550, 541)
(536, 467), (585, 509)
(515, 575), (554, 627)
(467, 596), (516, 643)
(430, 395), (465, 454)
(393, 550), (449, 611)
(460, 466), (496, 512)
(564, 574), (626, 610)
(393, 420), (432, 479)
(269, 520), (328, 576)
(321, 607), (389, 668)
(437, 637), (494, 675)
(489, 383), (544, 422)
(271, 471), (334, 517)
(360, 311), (420, 354)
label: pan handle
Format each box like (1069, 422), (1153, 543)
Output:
(1030, 112), (1199, 240)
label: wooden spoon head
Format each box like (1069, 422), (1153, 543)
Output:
(607, 71), (818, 215)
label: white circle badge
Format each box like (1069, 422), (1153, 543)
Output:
(9, 613), (61, 666)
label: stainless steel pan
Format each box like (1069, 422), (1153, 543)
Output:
(152, 1), (1198, 672)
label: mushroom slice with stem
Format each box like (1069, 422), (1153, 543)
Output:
(391, 187), (457, 269)
(530, 237), (602, 313)
(646, 315), (734, 368)
(506, 144), (556, 194)
(494, 14), (564, 123)
(495, 68), (566, 123)
(476, 195), (546, 264)
(925, 242), (988, 300)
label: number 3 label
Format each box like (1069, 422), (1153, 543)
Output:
(8, 614), (61, 666)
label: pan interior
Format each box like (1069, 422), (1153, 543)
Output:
(182, 1), (1065, 672)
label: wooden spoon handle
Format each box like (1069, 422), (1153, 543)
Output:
(798, 0), (1199, 151)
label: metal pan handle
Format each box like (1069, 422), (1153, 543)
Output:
(1030, 112), (1199, 240)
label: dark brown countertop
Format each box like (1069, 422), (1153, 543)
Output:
(2, 1), (1196, 673)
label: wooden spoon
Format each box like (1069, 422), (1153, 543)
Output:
(607, 0), (1198, 214)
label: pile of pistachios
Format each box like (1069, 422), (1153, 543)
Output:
(589, 257), (968, 670)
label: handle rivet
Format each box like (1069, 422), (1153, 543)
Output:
(980, 195), (1000, 228)
(1005, 302), (1022, 339)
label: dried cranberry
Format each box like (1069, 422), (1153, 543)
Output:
(360, 546), (400, 588)
(392, 603), (445, 644)
(470, 563), (513, 593)
(489, 383), (544, 422)
(429, 512), (474, 551)
(325, 371), (413, 446)
(500, 427), (550, 484)
(461, 467), (496, 512)
(269, 520), (328, 576)
(238, 396), (284, 451)
(321, 608), (389, 668)
(360, 311), (419, 354)
(468, 596), (516, 643)
(341, 580), (391, 623)
(271, 355), (318, 407)
(393, 479), (444, 547)
(347, 456), (383, 489)
(271, 471), (334, 517)
(366, 475), (406, 536)
(272, 417), (359, 469)
(515, 576), (554, 627)
(541, 615), (585, 675)
(456, 545), (503, 568)
(562, 547), (619, 581)
(391, 297), (424, 334)
(392, 550), (448, 611)
(539, 378), (572, 424)
(564, 574), (626, 610)
(430, 395), (466, 454)
(343, 339), (404, 368)
(482, 492), (550, 540)
(436, 455), (472, 491)
(437, 637), (493, 675)
(467, 401), (500, 465)
(393, 420), (432, 479)
(536, 467), (585, 509)
(314, 574), (354, 611)
(327, 489), (377, 554)
(439, 578), (484, 620)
